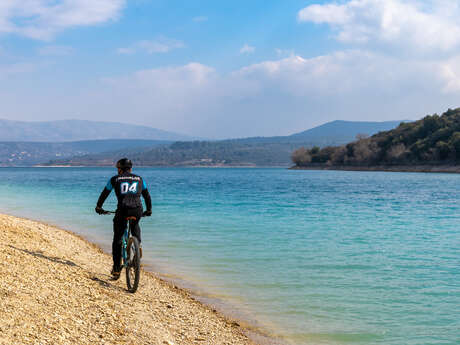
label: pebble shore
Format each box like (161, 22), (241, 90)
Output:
(0, 214), (257, 345)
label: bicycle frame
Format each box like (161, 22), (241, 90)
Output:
(121, 224), (131, 268)
(103, 211), (135, 268)
(101, 210), (141, 292)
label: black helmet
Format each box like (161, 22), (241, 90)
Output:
(116, 158), (132, 171)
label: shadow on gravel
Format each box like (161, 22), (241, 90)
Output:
(90, 276), (125, 292)
(90, 276), (112, 287)
(8, 245), (80, 267)
(8, 244), (127, 292)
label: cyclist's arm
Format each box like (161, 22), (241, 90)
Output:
(96, 178), (113, 208)
(141, 180), (152, 211)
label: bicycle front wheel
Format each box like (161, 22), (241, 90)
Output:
(126, 236), (140, 293)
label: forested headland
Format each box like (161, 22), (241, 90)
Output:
(291, 108), (460, 172)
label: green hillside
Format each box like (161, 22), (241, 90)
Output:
(292, 108), (460, 168)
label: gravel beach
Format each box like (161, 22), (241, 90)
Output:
(0, 213), (257, 345)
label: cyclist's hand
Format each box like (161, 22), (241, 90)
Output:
(95, 206), (105, 215)
(143, 210), (152, 217)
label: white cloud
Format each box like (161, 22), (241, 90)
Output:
(99, 63), (217, 120)
(299, 3), (351, 25)
(275, 48), (295, 57)
(240, 44), (255, 54)
(117, 38), (184, 55)
(2, 51), (459, 137)
(76, 49), (460, 138)
(137, 39), (184, 53)
(38, 45), (73, 56)
(440, 56), (460, 92)
(0, 0), (125, 40)
(105, 63), (215, 89)
(193, 16), (208, 22)
(0, 62), (36, 78)
(82, 1), (460, 137)
(298, 0), (460, 53)
(116, 47), (135, 55)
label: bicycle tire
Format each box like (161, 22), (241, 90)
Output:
(126, 236), (140, 293)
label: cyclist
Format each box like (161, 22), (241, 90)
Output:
(95, 158), (152, 279)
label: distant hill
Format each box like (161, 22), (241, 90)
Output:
(0, 139), (170, 166)
(0, 119), (195, 142)
(288, 120), (405, 144)
(44, 120), (404, 167)
(291, 108), (460, 170)
(47, 141), (302, 167)
(211, 120), (404, 146)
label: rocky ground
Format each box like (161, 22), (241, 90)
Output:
(0, 214), (257, 345)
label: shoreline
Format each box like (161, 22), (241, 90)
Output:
(289, 164), (460, 173)
(0, 213), (285, 345)
(31, 165), (289, 169)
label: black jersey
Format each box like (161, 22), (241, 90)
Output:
(96, 172), (152, 211)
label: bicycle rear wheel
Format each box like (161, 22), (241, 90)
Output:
(126, 236), (140, 293)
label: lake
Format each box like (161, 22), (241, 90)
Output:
(0, 167), (458, 345)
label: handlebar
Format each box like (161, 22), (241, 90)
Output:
(97, 208), (150, 217)
(96, 208), (115, 214)
(99, 210), (137, 221)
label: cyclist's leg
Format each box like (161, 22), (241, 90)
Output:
(127, 208), (143, 243)
(113, 211), (127, 272)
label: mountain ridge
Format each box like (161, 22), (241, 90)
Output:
(0, 119), (196, 142)
(40, 119), (406, 167)
(288, 119), (405, 143)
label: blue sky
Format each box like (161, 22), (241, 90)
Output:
(1, 0), (460, 138)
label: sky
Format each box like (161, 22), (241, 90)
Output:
(1, 0), (460, 139)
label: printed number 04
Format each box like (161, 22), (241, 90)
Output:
(121, 182), (138, 194)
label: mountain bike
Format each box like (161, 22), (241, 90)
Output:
(103, 210), (141, 293)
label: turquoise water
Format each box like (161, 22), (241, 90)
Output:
(0, 167), (458, 345)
